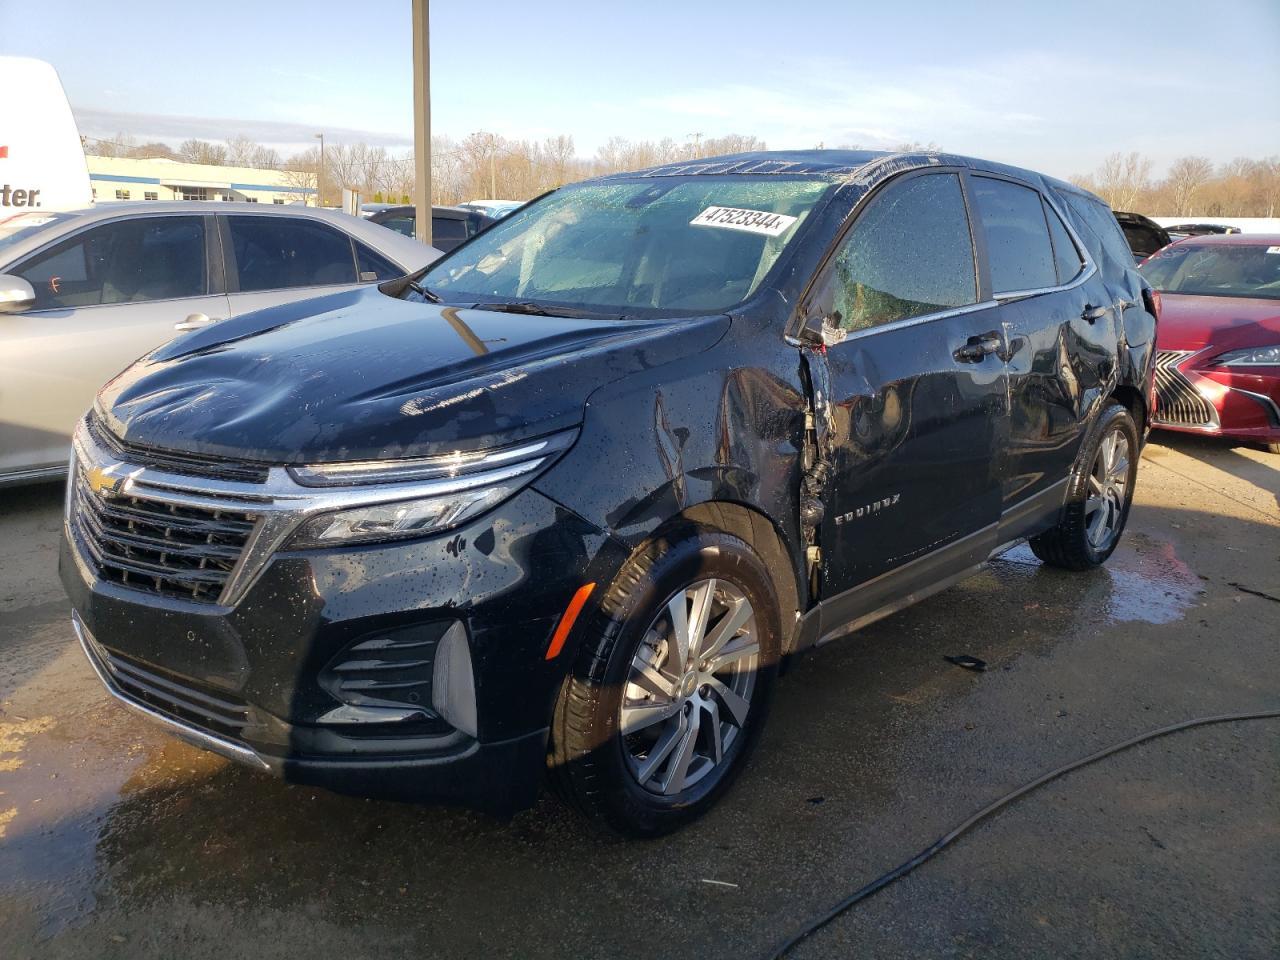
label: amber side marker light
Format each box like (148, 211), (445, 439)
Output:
(545, 582), (596, 660)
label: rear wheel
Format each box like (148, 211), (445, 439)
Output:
(1030, 402), (1138, 570)
(549, 529), (779, 836)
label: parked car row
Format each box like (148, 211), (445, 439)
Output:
(56, 148), (1158, 834)
(1105, 213), (1277, 453)
(1139, 233), (1280, 453)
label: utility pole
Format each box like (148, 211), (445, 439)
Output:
(411, 0), (433, 247)
(314, 132), (325, 207)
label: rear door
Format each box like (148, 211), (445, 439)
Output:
(966, 174), (1106, 536)
(221, 214), (367, 316)
(0, 214), (227, 475)
(806, 169), (1008, 636)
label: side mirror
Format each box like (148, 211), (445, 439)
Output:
(0, 274), (36, 314)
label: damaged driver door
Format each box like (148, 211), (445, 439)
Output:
(797, 169), (1009, 641)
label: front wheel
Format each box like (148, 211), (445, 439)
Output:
(1030, 401), (1139, 570)
(548, 529), (780, 836)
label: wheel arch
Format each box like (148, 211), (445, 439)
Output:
(646, 500), (806, 656)
(1109, 383), (1148, 436)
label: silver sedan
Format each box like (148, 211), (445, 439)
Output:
(0, 203), (440, 485)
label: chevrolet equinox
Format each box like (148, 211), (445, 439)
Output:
(61, 150), (1158, 835)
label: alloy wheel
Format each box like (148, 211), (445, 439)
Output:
(619, 579), (759, 796)
(1085, 427), (1131, 550)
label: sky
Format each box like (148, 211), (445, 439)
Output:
(2, 0), (1278, 179)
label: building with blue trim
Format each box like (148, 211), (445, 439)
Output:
(86, 154), (316, 205)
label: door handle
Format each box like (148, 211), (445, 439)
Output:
(954, 331), (1003, 363)
(174, 313), (220, 331)
(1081, 304), (1109, 323)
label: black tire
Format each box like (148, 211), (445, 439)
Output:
(1030, 401), (1139, 571)
(549, 528), (780, 836)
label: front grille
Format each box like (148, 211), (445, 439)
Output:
(84, 631), (251, 741)
(88, 417), (270, 484)
(71, 468), (257, 603)
(1152, 350), (1219, 427)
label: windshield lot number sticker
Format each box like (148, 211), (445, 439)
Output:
(691, 206), (798, 237)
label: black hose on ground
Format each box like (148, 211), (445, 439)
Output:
(767, 708), (1280, 959)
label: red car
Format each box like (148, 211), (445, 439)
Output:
(1140, 234), (1280, 453)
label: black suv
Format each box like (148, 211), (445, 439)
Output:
(368, 204), (494, 252)
(61, 151), (1157, 835)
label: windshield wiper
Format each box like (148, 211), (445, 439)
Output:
(471, 301), (623, 320)
(406, 279), (442, 303)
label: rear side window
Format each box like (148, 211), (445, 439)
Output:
(432, 217), (468, 242)
(355, 243), (402, 282)
(227, 216), (357, 292)
(1044, 200), (1083, 284)
(971, 177), (1056, 294)
(15, 216), (206, 310)
(822, 172), (977, 333)
(379, 215), (415, 238)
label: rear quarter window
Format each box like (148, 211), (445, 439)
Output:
(1056, 192), (1132, 270)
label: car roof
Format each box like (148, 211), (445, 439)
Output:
(591, 148), (1108, 206)
(373, 205), (478, 220)
(0, 201), (441, 271)
(1168, 233), (1280, 247)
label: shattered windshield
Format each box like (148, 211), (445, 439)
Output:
(419, 176), (833, 317)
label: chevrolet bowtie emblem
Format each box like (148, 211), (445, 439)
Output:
(86, 465), (125, 497)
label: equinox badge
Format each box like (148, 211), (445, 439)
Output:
(834, 494), (901, 525)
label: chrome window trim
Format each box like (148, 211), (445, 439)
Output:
(791, 298), (1001, 348)
(69, 420), (570, 607)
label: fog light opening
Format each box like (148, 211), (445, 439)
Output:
(432, 622), (478, 738)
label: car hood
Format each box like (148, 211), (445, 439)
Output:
(97, 286), (730, 463)
(1155, 293), (1280, 353)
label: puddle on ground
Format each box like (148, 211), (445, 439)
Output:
(998, 534), (1200, 625)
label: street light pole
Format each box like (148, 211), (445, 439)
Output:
(314, 132), (325, 208)
(411, 0), (433, 247)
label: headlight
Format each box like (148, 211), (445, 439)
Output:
(1211, 344), (1280, 367)
(284, 430), (576, 549)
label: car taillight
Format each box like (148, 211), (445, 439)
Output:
(1142, 287), (1161, 321)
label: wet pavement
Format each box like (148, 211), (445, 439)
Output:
(1, 431), (1277, 960)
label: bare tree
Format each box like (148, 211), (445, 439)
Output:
(177, 138), (228, 166)
(1093, 152), (1152, 211)
(131, 141), (178, 160)
(1165, 155), (1215, 215)
(281, 147), (319, 204)
(224, 134), (281, 170)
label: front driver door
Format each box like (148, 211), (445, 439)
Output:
(0, 214), (228, 477)
(803, 170), (1008, 640)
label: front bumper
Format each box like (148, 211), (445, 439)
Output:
(73, 611), (547, 813)
(1152, 350), (1280, 444)
(61, 462), (623, 814)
